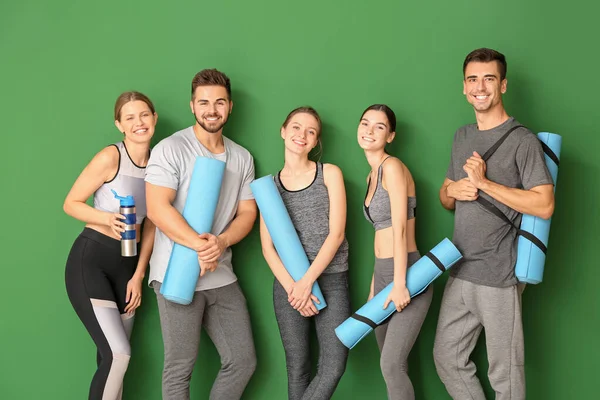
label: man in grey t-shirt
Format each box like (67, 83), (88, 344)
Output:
(433, 49), (555, 400)
(145, 69), (257, 400)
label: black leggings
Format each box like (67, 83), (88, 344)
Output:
(65, 228), (138, 400)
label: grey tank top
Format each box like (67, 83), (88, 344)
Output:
(363, 156), (416, 231)
(93, 141), (148, 224)
(274, 162), (349, 274)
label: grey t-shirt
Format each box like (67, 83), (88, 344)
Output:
(445, 117), (553, 287)
(145, 126), (255, 291)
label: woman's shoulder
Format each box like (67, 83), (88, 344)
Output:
(91, 144), (120, 168)
(381, 156), (406, 174)
(321, 162), (343, 182)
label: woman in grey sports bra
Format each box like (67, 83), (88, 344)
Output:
(260, 107), (350, 400)
(358, 104), (432, 400)
(63, 92), (157, 400)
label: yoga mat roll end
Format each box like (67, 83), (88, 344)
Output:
(161, 293), (193, 305)
(334, 319), (372, 349)
(516, 276), (541, 285)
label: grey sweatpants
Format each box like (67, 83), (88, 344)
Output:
(433, 276), (526, 400)
(374, 253), (433, 400)
(153, 281), (257, 400)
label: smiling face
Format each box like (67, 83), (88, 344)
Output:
(190, 85), (232, 134)
(357, 110), (395, 151)
(463, 61), (507, 114)
(280, 112), (320, 156)
(114, 100), (157, 144)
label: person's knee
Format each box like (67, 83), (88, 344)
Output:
(433, 340), (447, 370)
(285, 355), (310, 382)
(327, 354), (348, 381)
(380, 353), (407, 382)
(433, 338), (457, 380)
(111, 342), (131, 370)
(226, 347), (257, 381)
(164, 355), (196, 383)
(243, 351), (257, 378)
(113, 352), (131, 371)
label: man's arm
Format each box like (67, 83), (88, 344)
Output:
(478, 180), (554, 219)
(197, 199), (257, 263)
(145, 182), (207, 251)
(464, 151), (555, 219)
(440, 178), (456, 210)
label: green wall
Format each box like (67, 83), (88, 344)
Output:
(1, 0), (597, 398)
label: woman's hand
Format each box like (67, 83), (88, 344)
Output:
(124, 275), (143, 315)
(298, 297), (319, 317)
(288, 276), (317, 310)
(383, 284), (411, 312)
(106, 212), (126, 239)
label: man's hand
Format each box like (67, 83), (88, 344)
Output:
(447, 178), (479, 201)
(463, 151), (488, 189)
(197, 233), (227, 263)
(199, 260), (218, 277)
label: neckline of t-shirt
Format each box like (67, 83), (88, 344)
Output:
(476, 116), (515, 133)
(188, 126), (228, 159)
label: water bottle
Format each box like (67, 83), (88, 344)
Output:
(111, 189), (137, 257)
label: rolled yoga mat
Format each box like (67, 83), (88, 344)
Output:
(250, 175), (327, 310)
(515, 132), (561, 284)
(335, 238), (462, 349)
(160, 157), (226, 305)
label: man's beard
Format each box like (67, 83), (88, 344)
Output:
(196, 113), (228, 133)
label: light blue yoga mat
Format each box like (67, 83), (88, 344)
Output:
(250, 175), (326, 310)
(335, 238), (462, 349)
(160, 157), (226, 305)
(515, 132), (561, 284)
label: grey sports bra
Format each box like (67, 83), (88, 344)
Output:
(363, 156), (416, 231)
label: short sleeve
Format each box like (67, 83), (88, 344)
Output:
(240, 155), (255, 200)
(144, 139), (180, 190)
(515, 133), (554, 190)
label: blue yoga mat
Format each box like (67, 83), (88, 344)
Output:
(250, 175), (327, 310)
(160, 157), (226, 305)
(515, 132), (561, 284)
(335, 238), (462, 349)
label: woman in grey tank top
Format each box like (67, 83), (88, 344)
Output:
(259, 107), (350, 400)
(358, 104), (432, 400)
(63, 92), (157, 400)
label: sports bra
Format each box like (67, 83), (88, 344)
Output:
(363, 156), (416, 230)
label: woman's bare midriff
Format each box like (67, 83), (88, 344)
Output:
(85, 223), (142, 243)
(373, 218), (417, 258)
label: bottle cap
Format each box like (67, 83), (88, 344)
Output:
(111, 189), (135, 206)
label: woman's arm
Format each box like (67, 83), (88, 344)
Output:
(368, 273), (375, 301)
(259, 215), (295, 291)
(288, 164), (347, 311)
(124, 217), (156, 315)
(63, 146), (126, 239)
(381, 158), (411, 312)
(259, 215), (319, 317)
